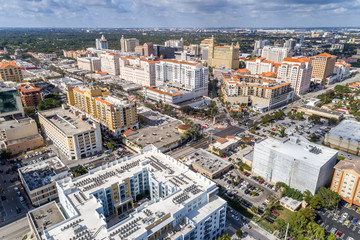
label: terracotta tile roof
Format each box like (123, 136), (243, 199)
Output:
(161, 59), (202, 66)
(145, 87), (182, 97)
(95, 97), (112, 106)
(283, 57), (310, 63)
(123, 129), (134, 136)
(0, 61), (19, 68)
(216, 138), (228, 144)
(73, 88), (84, 94)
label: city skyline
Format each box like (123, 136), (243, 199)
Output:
(1, 0), (360, 28)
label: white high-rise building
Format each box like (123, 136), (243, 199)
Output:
(155, 60), (208, 90)
(119, 57), (158, 87)
(245, 57), (281, 75)
(33, 145), (227, 240)
(100, 52), (120, 75)
(278, 57), (312, 95)
(261, 46), (291, 62)
(120, 35), (139, 52)
(165, 38), (184, 49)
(77, 57), (101, 72)
(253, 40), (270, 55)
(96, 35), (108, 50)
(252, 136), (338, 194)
(284, 39), (297, 49)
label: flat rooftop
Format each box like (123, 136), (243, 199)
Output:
(327, 120), (360, 143)
(211, 126), (245, 139)
(44, 145), (221, 240)
(28, 202), (65, 233)
(182, 149), (232, 175)
(299, 105), (343, 116)
(0, 117), (34, 130)
(257, 136), (338, 167)
(39, 107), (99, 135)
(19, 157), (69, 191)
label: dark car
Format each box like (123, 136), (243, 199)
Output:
(265, 217), (274, 223)
(1, 196), (6, 200)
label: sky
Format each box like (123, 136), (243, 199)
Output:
(1, 0), (360, 28)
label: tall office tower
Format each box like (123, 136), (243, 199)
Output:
(310, 53), (337, 82)
(0, 61), (23, 83)
(100, 52), (120, 75)
(253, 40), (270, 55)
(120, 35), (139, 52)
(261, 46), (291, 62)
(164, 38), (184, 49)
(278, 57), (313, 95)
(95, 35), (108, 50)
(67, 85), (139, 137)
(284, 38), (297, 49)
(299, 35), (305, 46)
(207, 36), (240, 70)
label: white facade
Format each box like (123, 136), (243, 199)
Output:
(252, 136), (338, 194)
(333, 61), (351, 82)
(96, 35), (108, 50)
(120, 36), (139, 52)
(253, 40), (270, 55)
(41, 145), (227, 240)
(165, 38), (184, 49)
(245, 57), (279, 75)
(261, 46), (291, 62)
(119, 57), (157, 87)
(278, 57), (313, 95)
(155, 60), (208, 90)
(77, 57), (101, 72)
(100, 52), (120, 75)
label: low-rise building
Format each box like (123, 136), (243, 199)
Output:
(324, 120), (360, 156)
(209, 136), (241, 156)
(279, 197), (302, 211)
(331, 159), (360, 206)
(17, 84), (42, 107)
(38, 107), (102, 160)
(37, 145), (227, 240)
(180, 148), (232, 179)
(252, 136), (338, 194)
(297, 105), (344, 120)
(0, 117), (44, 155)
(19, 157), (69, 206)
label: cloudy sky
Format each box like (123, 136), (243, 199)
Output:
(1, 0), (360, 28)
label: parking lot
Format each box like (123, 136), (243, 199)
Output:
(317, 201), (360, 240)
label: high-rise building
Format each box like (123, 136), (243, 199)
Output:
(253, 40), (270, 55)
(245, 57), (281, 75)
(0, 61), (23, 83)
(0, 87), (24, 117)
(261, 46), (290, 62)
(331, 159), (360, 207)
(67, 85), (139, 137)
(119, 57), (158, 87)
(95, 35), (108, 50)
(17, 84), (42, 108)
(278, 57), (312, 95)
(135, 43), (155, 57)
(77, 57), (101, 72)
(100, 52), (120, 75)
(207, 36), (240, 70)
(30, 145), (227, 240)
(299, 35), (305, 47)
(38, 107), (102, 160)
(153, 45), (176, 59)
(310, 53), (337, 82)
(164, 38), (184, 49)
(284, 38), (297, 49)
(252, 136), (338, 194)
(120, 35), (139, 52)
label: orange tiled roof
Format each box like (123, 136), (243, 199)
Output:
(283, 57), (310, 63)
(0, 61), (19, 68)
(95, 97), (112, 106)
(261, 72), (277, 77)
(235, 68), (249, 74)
(73, 88), (84, 94)
(161, 59), (202, 66)
(145, 87), (183, 96)
(314, 53), (337, 58)
(216, 138), (228, 144)
(123, 129), (134, 136)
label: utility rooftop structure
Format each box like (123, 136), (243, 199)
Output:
(181, 148), (232, 179)
(38, 145), (227, 240)
(252, 136), (338, 194)
(324, 120), (360, 156)
(19, 157), (69, 206)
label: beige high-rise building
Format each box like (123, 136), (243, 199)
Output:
(120, 35), (139, 52)
(77, 57), (101, 72)
(207, 36), (240, 70)
(100, 52), (120, 75)
(0, 61), (23, 83)
(310, 53), (337, 81)
(67, 85), (139, 137)
(119, 57), (158, 87)
(331, 159), (360, 207)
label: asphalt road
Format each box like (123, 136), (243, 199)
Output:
(0, 217), (29, 240)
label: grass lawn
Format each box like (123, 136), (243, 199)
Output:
(256, 205), (294, 232)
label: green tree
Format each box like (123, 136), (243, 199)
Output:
(106, 141), (116, 151)
(0, 149), (12, 160)
(328, 118), (338, 126)
(217, 234), (231, 240)
(72, 165), (88, 177)
(37, 98), (60, 111)
(300, 208), (316, 221)
(24, 107), (36, 117)
(308, 114), (321, 124)
(236, 229), (243, 238)
(327, 234), (337, 240)
(279, 127), (286, 136)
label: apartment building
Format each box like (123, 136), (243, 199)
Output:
(164, 38), (184, 49)
(100, 52), (120, 75)
(17, 84), (42, 107)
(37, 145), (227, 240)
(38, 107), (102, 160)
(63, 50), (95, 59)
(0, 61), (23, 83)
(253, 40), (270, 56)
(278, 57), (313, 95)
(331, 159), (360, 206)
(245, 57), (281, 75)
(77, 57), (101, 72)
(207, 36), (240, 69)
(135, 43), (155, 57)
(253, 136), (338, 194)
(119, 57), (158, 87)
(223, 73), (294, 111)
(67, 85), (139, 137)
(19, 157), (69, 206)
(96, 35), (108, 50)
(261, 46), (291, 62)
(0, 117), (44, 155)
(333, 61), (351, 82)
(310, 53), (337, 82)
(120, 35), (139, 52)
